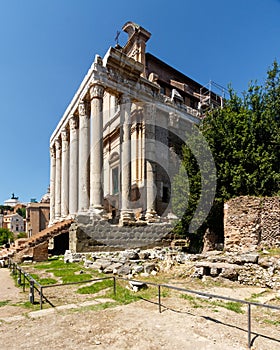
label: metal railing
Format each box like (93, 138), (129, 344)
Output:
(9, 261), (280, 349)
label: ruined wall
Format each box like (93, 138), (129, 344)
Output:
(69, 214), (174, 253)
(13, 240), (48, 263)
(224, 196), (280, 252)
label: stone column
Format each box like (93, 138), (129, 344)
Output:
(61, 128), (69, 217)
(89, 83), (104, 211)
(49, 145), (56, 224)
(120, 94), (133, 223)
(145, 104), (158, 221)
(69, 115), (79, 215)
(54, 138), (62, 219)
(78, 101), (90, 212)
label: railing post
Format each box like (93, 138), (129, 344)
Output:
(158, 285), (161, 313)
(248, 303), (251, 349)
(23, 273), (26, 292)
(40, 286), (43, 310)
(113, 277), (116, 296)
(17, 269), (22, 285)
(29, 279), (35, 304)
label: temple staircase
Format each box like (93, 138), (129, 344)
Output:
(0, 219), (74, 264)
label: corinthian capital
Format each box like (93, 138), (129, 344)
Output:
(50, 145), (56, 158)
(89, 83), (105, 99)
(69, 115), (78, 130)
(78, 101), (86, 117)
(61, 128), (69, 142)
(55, 138), (61, 152)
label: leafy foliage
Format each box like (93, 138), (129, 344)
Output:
(16, 207), (26, 218)
(0, 205), (13, 214)
(173, 60), (280, 247)
(17, 232), (27, 239)
(0, 228), (14, 245)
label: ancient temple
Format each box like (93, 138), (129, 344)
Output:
(49, 22), (221, 251)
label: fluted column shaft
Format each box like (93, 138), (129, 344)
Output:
(145, 104), (157, 220)
(61, 128), (69, 217)
(78, 101), (90, 212)
(69, 115), (79, 215)
(54, 138), (62, 219)
(120, 95), (133, 220)
(49, 145), (56, 223)
(89, 84), (104, 209)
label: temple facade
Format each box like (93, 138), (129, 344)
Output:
(49, 22), (220, 249)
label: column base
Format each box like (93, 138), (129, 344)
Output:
(88, 206), (108, 220)
(145, 209), (161, 223)
(120, 210), (135, 226)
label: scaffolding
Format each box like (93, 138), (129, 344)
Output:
(198, 80), (228, 115)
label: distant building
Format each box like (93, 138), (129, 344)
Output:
(3, 213), (25, 234)
(0, 214), (3, 228)
(25, 190), (50, 237)
(4, 193), (20, 208)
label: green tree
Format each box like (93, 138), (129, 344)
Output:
(16, 207), (26, 219)
(17, 232), (27, 239)
(173, 61), (280, 249)
(0, 228), (14, 246)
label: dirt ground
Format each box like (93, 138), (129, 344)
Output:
(0, 267), (280, 350)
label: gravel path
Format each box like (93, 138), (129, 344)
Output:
(0, 268), (280, 349)
(0, 268), (26, 318)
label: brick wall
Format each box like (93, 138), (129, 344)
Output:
(224, 196), (280, 252)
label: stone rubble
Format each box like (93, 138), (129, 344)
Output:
(64, 247), (280, 289)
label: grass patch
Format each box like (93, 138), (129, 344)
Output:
(246, 290), (268, 302)
(70, 301), (116, 313)
(259, 248), (280, 257)
(263, 319), (280, 326)
(180, 293), (204, 308)
(12, 301), (41, 311)
(0, 300), (10, 307)
(20, 256), (104, 286)
(210, 300), (244, 314)
(28, 273), (57, 286)
(105, 281), (162, 305)
(61, 273), (93, 284)
(180, 293), (244, 313)
(38, 277), (57, 285)
(34, 258), (67, 270)
(77, 279), (113, 294)
(107, 284), (141, 304)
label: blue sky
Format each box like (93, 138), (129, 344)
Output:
(0, 0), (280, 204)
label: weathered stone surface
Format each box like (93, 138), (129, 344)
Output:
(202, 228), (219, 252)
(69, 218), (173, 252)
(122, 250), (139, 260)
(219, 266), (239, 281)
(229, 253), (259, 265)
(224, 196), (280, 252)
(132, 265), (144, 273)
(117, 264), (131, 276)
(103, 262), (123, 274)
(64, 247), (280, 289)
(144, 263), (156, 274)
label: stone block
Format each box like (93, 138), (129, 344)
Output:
(144, 263), (156, 274)
(117, 264), (131, 276)
(122, 250), (139, 260)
